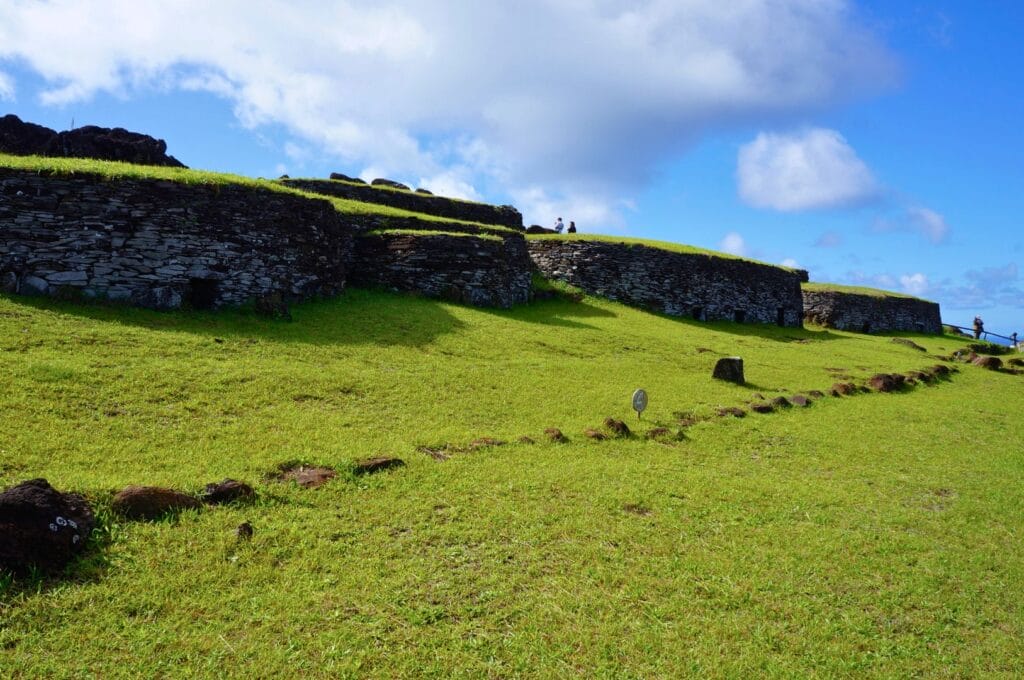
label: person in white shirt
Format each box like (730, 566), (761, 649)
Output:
(554, 217), (564, 233)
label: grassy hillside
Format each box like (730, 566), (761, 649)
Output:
(802, 281), (931, 302)
(1, 288), (1021, 677)
(0, 153), (505, 230)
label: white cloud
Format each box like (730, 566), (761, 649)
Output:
(899, 273), (930, 296)
(737, 128), (879, 211)
(872, 206), (950, 244)
(782, 258), (800, 268)
(0, 0), (896, 225)
(906, 206), (949, 243)
(0, 70), (14, 100)
(418, 171), (481, 202)
(719, 232), (748, 256)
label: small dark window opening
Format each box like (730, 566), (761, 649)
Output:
(777, 307), (787, 327)
(861, 322), (872, 334)
(734, 309), (746, 323)
(692, 306), (703, 321)
(186, 278), (220, 310)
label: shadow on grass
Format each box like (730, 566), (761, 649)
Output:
(482, 296), (618, 329)
(1, 288), (467, 348)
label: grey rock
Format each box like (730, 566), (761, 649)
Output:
(712, 357), (745, 384)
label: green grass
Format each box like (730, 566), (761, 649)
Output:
(527, 233), (795, 270)
(363, 229), (503, 241)
(288, 176), (500, 208)
(1, 288), (1022, 677)
(802, 281), (930, 302)
(0, 153), (503, 229)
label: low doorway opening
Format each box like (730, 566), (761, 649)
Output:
(186, 278), (220, 310)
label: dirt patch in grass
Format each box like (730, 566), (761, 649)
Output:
(603, 417), (631, 438)
(271, 463), (338, 488)
(622, 503), (652, 516)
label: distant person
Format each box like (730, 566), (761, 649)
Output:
(568, 221), (576, 233)
(554, 217), (564, 234)
(1012, 332), (1019, 349)
(973, 315), (984, 339)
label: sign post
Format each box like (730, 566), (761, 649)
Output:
(632, 388), (648, 420)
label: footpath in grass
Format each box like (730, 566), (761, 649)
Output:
(0, 289), (1022, 677)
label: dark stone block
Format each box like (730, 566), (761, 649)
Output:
(112, 485), (202, 520)
(353, 457), (405, 475)
(200, 479), (256, 505)
(0, 478), (95, 575)
(712, 357), (745, 384)
(371, 178), (411, 191)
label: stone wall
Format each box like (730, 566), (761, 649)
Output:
(527, 238), (805, 326)
(802, 289), (943, 334)
(0, 169), (353, 309)
(282, 179), (523, 230)
(351, 232), (532, 308)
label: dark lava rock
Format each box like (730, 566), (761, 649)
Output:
(199, 479), (255, 505)
(234, 521), (254, 540)
(808, 390), (826, 399)
(750, 402), (774, 414)
(112, 485), (201, 520)
(329, 172), (366, 184)
(770, 396), (792, 409)
(716, 406), (746, 418)
(0, 478), (95, 574)
(830, 382), (858, 396)
(790, 395), (810, 407)
(353, 457), (405, 475)
(544, 428), (568, 443)
(868, 373), (906, 392)
(604, 417), (631, 437)
(712, 357), (745, 384)
(1009, 358), (1024, 367)
(526, 225), (556, 234)
(891, 338), (927, 352)
(0, 115), (184, 166)
(517, 436), (536, 445)
(906, 370), (933, 384)
(929, 364), (952, 377)
(371, 178), (410, 191)
(584, 428), (607, 441)
(415, 188), (434, 195)
(972, 356), (1003, 370)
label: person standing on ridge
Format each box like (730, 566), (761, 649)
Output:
(568, 221), (576, 233)
(973, 315), (984, 339)
(554, 217), (564, 233)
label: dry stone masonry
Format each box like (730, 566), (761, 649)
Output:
(351, 232), (532, 308)
(527, 238), (805, 326)
(802, 287), (943, 334)
(0, 169), (353, 309)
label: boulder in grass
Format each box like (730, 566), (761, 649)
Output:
(0, 478), (95, 574)
(353, 457), (405, 476)
(830, 382), (857, 396)
(1009, 358), (1024, 368)
(112, 485), (201, 520)
(712, 357), (744, 384)
(329, 172), (366, 184)
(716, 406), (746, 418)
(584, 428), (607, 441)
(750, 402), (774, 414)
(807, 390), (826, 399)
(603, 417), (631, 437)
(770, 396), (792, 409)
(199, 479), (255, 505)
(790, 395), (810, 407)
(972, 356), (1003, 370)
(371, 178), (410, 191)
(868, 373), (906, 393)
(544, 428), (568, 443)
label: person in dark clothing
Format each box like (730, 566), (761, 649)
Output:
(567, 221), (576, 233)
(973, 316), (984, 339)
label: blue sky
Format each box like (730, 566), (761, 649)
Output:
(1, 1), (1021, 335)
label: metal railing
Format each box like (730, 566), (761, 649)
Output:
(946, 323), (1020, 347)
